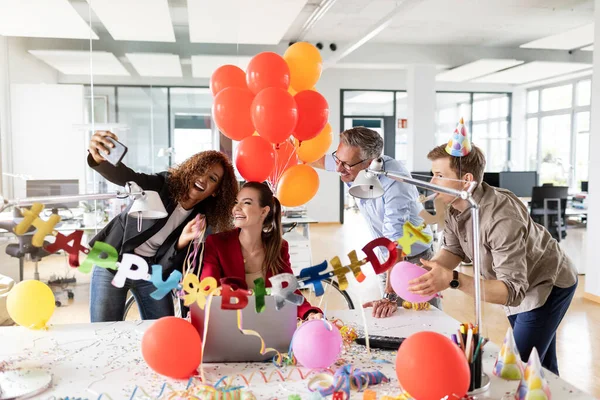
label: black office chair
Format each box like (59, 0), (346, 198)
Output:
(530, 186), (568, 242)
(0, 220), (52, 282)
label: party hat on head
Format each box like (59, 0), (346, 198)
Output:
(493, 327), (524, 381)
(516, 347), (551, 400)
(445, 118), (472, 157)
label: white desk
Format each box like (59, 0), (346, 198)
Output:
(283, 216), (318, 271)
(0, 309), (592, 399)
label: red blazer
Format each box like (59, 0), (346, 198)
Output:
(201, 229), (321, 319)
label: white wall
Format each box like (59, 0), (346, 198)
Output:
(0, 37), (60, 198)
(10, 84), (85, 198)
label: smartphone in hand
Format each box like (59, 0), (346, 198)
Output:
(100, 136), (128, 166)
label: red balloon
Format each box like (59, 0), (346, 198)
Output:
(235, 135), (276, 182)
(268, 140), (298, 185)
(246, 52), (290, 95)
(141, 317), (202, 379)
(212, 87), (255, 141)
(210, 65), (247, 97)
(293, 90), (329, 142)
(251, 87), (298, 145)
(396, 331), (470, 400)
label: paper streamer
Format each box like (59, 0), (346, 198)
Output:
(217, 367), (335, 387)
(307, 365), (388, 398)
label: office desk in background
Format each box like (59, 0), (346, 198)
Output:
(282, 216), (317, 271)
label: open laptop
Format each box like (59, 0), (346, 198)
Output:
(190, 296), (297, 363)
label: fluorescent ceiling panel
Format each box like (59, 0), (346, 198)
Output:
(28, 50), (130, 76)
(474, 62), (591, 84)
(187, 0), (307, 44)
(436, 59), (524, 82)
(520, 23), (593, 50)
(581, 45), (594, 51)
(332, 63), (450, 71)
(191, 55), (252, 78)
(87, 0), (175, 42)
(0, 0), (98, 39)
(126, 53), (182, 77)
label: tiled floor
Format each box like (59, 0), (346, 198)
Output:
(11, 210), (600, 398)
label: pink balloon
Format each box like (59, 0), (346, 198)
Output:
(390, 261), (435, 303)
(292, 320), (342, 369)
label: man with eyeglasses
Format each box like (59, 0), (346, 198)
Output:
(313, 126), (438, 318)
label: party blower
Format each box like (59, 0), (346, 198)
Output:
(349, 158), (490, 393)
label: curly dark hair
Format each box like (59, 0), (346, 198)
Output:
(168, 150), (238, 233)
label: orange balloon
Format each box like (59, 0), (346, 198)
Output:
(293, 90), (329, 142)
(283, 42), (322, 92)
(288, 86), (297, 96)
(235, 135), (275, 182)
(212, 87), (254, 141)
(246, 52), (290, 95)
(277, 164), (319, 207)
(295, 123), (332, 163)
(141, 317), (202, 379)
(251, 87), (298, 145)
(268, 140), (298, 185)
(396, 331), (470, 400)
(210, 65), (246, 97)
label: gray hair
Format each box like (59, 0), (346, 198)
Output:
(340, 126), (384, 160)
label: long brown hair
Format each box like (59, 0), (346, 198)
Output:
(242, 181), (284, 276)
(168, 150), (238, 232)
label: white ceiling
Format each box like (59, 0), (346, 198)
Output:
(302, 0), (593, 46)
(1, 0), (594, 86)
(0, 0), (98, 39)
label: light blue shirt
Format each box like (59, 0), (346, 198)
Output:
(326, 154), (432, 256)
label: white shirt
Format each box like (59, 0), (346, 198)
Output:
(134, 204), (192, 258)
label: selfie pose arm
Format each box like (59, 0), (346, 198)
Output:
(87, 130), (164, 191)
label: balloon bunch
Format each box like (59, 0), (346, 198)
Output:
(211, 42), (332, 207)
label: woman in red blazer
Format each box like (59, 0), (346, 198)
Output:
(178, 181), (322, 320)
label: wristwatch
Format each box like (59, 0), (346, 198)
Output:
(383, 292), (398, 302)
(450, 270), (460, 289)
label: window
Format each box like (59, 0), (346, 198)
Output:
(527, 90), (539, 113)
(577, 80), (591, 106)
(436, 92), (511, 172)
(526, 76), (591, 190)
(541, 84), (572, 112)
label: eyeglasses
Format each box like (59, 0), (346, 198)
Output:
(332, 151), (367, 171)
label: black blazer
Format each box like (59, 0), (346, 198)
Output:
(87, 154), (205, 279)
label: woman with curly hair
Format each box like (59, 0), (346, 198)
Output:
(87, 131), (238, 322)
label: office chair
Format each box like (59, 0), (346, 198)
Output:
(0, 220), (52, 282)
(530, 186), (568, 242)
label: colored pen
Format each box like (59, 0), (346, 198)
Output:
(465, 329), (473, 362)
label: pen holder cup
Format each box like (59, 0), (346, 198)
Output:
(468, 351), (490, 394)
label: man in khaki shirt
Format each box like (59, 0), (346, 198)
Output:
(408, 144), (578, 376)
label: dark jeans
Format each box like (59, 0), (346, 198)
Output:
(90, 266), (174, 322)
(508, 279), (578, 376)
